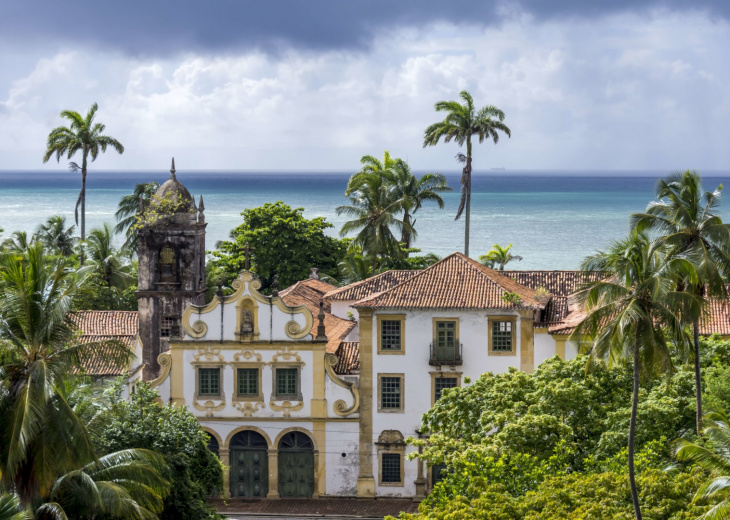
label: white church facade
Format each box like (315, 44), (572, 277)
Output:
(75, 166), (730, 500)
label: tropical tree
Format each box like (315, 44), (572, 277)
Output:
(479, 243), (523, 270)
(573, 231), (701, 520)
(0, 495), (28, 520)
(337, 172), (413, 271)
(79, 223), (134, 289)
(35, 215), (76, 257)
(675, 410), (730, 519)
(0, 243), (133, 504)
(115, 182), (160, 254)
(42, 103), (124, 263)
(423, 90), (511, 257)
(0, 232), (34, 256)
(632, 170), (730, 435)
(346, 152), (451, 252)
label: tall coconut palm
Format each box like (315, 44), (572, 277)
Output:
(675, 410), (730, 519)
(345, 152), (398, 196)
(1, 232), (35, 255)
(337, 172), (413, 272)
(423, 91), (511, 257)
(80, 224), (134, 289)
(479, 243), (523, 270)
(631, 171), (730, 435)
(573, 232), (700, 520)
(43, 103), (124, 264)
(115, 182), (160, 254)
(35, 215), (76, 257)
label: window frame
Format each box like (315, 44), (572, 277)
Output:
(160, 315), (176, 339)
(377, 373), (405, 413)
(194, 363), (225, 400)
(231, 364), (264, 402)
(488, 316), (517, 356)
(271, 364), (303, 401)
(430, 372), (462, 405)
(376, 430), (406, 487)
(380, 453), (403, 484)
(376, 314), (406, 355)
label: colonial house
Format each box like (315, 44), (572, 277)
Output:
(76, 165), (730, 500)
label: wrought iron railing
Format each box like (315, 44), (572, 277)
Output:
(429, 340), (463, 366)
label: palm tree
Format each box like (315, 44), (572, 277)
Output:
(345, 152), (398, 196)
(80, 224), (134, 289)
(386, 160), (450, 251)
(675, 410), (730, 519)
(479, 243), (523, 270)
(573, 232), (700, 520)
(631, 171), (730, 435)
(0, 243), (133, 503)
(115, 182), (160, 254)
(337, 172), (413, 272)
(423, 90), (511, 257)
(42, 103), (124, 264)
(0, 495), (28, 520)
(1, 232), (35, 255)
(35, 215), (76, 257)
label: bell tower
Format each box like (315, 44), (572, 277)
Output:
(136, 159), (207, 379)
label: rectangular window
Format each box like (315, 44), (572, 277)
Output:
(434, 377), (458, 402)
(276, 368), (298, 397)
(492, 321), (513, 352)
(237, 368), (259, 397)
(381, 453), (402, 483)
(198, 368), (220, 396)
(381, 320), (402, 351)
(160, 316), (175, 338)
(380, 376), (402, 410)
(436, 321), (456, 348)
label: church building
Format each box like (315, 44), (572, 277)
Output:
(75, 164), (730, 500)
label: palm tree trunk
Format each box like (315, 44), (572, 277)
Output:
(80, 168), (87, 266)
(694, 321), (702, 435)
(401, 211), (411, 256)
(629, 342), (643, 520)
(464, 148), (472, 258)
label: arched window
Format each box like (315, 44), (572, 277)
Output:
(159, 245), (177, 282)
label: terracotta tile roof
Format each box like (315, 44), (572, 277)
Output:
(353, 253), (543, 310)
(502, 270), (603, 297)
(71, 311), (139, 376)
(324, 270), (418, 301)
(333, 341), (360, 374)
(280, 280), (356, 353)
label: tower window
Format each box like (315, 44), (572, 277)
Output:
(159, 246), (177, 282)
(160, 316), (176, 338)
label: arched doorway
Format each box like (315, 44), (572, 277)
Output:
(278, 431), (315, 498)
(230, 430), (268, 498)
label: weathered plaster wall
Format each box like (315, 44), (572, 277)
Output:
(534, 331), (557, 368)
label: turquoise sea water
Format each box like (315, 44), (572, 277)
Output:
(2, 170), (730, 270)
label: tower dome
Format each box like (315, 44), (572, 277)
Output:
(147, 158), (196, 224)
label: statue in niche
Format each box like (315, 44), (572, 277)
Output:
(159, 246), (177, 282)
(241, 308), (254, 336)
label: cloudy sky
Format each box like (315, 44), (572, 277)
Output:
(1, 0), (729, 171)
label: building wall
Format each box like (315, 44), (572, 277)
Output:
(534, 330), (557, 368)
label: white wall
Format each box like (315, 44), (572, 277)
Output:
(534, 331), (557, 368)
(325, 422), (360, 496)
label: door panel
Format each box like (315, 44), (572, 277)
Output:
(278, 451), (314, 498)
(230, 449), (268, 498)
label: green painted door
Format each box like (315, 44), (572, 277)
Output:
(277, 431), (315, 498)
(230, 449), (268, 498)
(278, 451), (314, 498)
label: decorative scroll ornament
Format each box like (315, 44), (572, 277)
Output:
(324, 353), (360, 416)
(150, 352), (172, 388)
(234, 401), (265, 417)
(271, 346), (304, 365)
(193, 398), (226, 418)
(233, 348), (262, 362)
(189, 320), (208, 338)
(269, 400), (304, 418)
(194, 345), (223, 362)
(286, 320), (303, 336)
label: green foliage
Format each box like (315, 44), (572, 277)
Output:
(115, 181), (160, 252)
(97, 384), (224, 520)
(480, 243), (523, 270)
(501, 291), (523, 306)
(73, 271), (138, 311)
(211, 202), (348, 291)
(134, 191), (196, 228)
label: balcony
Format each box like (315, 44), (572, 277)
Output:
(429, 340), (463, 366)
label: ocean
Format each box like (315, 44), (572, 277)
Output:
(2, 169), (730, 270)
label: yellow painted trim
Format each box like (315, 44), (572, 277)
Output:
(197, 416), (360, 422)
(357, 309), (375, 497)
(555, 337), (566, 360)
(376, 430), (406, 487)
(324, 353), (360, 416)
(313, 420), (326, 497)
(228, 362), (265, 402)
(488, 315), (518, 356)
(234, 297), (260, 341)
(172, 340), (321, 351)
(376, 314), (406, 355)
(519, 310), (535, 374)
(149, 352), (172, 388)
(377, 373), (405, 413)
(224, 425), (273, 448)
(429, 371), (462, 407)
(170, 347), (185, 405)
(202, 427), (223, 448)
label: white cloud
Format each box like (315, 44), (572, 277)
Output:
(1, 10), (729, 171)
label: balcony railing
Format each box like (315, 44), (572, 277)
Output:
(429, 340), (463, 366)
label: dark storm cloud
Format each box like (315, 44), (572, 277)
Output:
(2, 0), (727, 55)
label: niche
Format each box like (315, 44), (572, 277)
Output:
(236, 298), (259, 341)
(159, 245), (178, 283)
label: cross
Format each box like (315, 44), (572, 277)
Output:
(243, 242), (255, 271)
